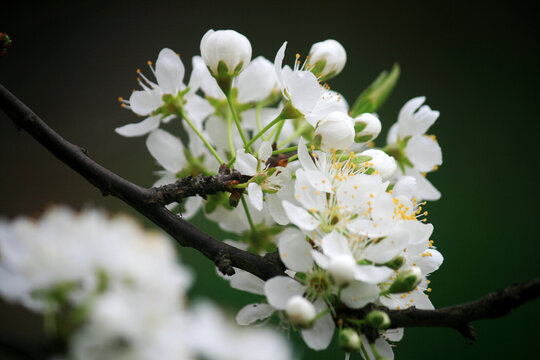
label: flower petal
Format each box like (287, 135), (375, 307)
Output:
(129, 89), (162, 116)
(234, 149), (258, 176)
(229, 269), (266, 295)
(405, 135), (442, 172)
(236, 303), (275, 325)
(300, 298), (335, 350)
(146, 129), (186, 174)
(278, 228), (314, 273)
(321, 231), (352, 259)
(282, 201), (319, 231)
(405, 168), (441, 201)
(341, 281), (379, 309)
(354, 265), (394, 284)
(248, 183), (264, 211)
(264, 276), (304, 310)
(155, 48), (185, 94)
(115, 116), (160, 137)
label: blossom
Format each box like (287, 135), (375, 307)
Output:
(386, 96), (442, 200)
(200, 29), (252, 76)
(353, 113), (382, 143)
(116, 48), (213, 137)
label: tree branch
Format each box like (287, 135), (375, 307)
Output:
(0, 83), (285, 280)
(1, 83), (539, 342)
(345, 277), (540, 342)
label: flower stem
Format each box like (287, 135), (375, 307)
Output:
(312, 307), (332, 322)
(244, 113), (285, 150)
(179, 108), (224, 165)
(225, 93), (250, 151)
(278, 122), (311, 148)
(272, 145), (297, 155)
(272, 120), (286, 144)
(241, 195), (257, 235)
(226, 111), (236, 159)
(255, 103), (266, 140)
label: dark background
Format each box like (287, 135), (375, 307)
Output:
(1, 1), (538, 359)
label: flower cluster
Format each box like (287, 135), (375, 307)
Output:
(116, 29), (444, 358)
(0, 207), (291, 360)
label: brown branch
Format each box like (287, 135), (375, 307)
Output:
(344, 277), (540, 342)
(1, 82), (539, 342)
(0, 82), (286, 280)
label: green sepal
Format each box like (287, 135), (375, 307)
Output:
(365, 310), (391, 330)
(355, 134), (373, 143)
(350, 155), (372, 166)
(388, 268), (421, 294)
(354, 121), (367, 133)
(350, 63), (400, 117)
(252, 174), (268, 185)
(310, 59), (326, 77)
(384, 255), (406, 270)
(279, 101), (303, 119)
(295, 272), (307, 284)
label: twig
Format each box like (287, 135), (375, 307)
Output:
(0, 83), (286, 280)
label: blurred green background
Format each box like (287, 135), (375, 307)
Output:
(0, 1), (538, 359)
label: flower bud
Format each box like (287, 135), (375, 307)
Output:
(285, 295), (316, 328)
(388, 266), (422, 294)
(200, 29), (252, 77)
(328, 255), (356, 286)
(338, 328), (361, 352)
(314, 111), (355, 152)
(360, 149), (397, 179)
(383, 255), (406, 270)
(309, 39), (347, 80)
(354, 113), (382, 142)
(365, 310), (391, 329)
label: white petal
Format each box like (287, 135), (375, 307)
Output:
(398, 220), (433, 245)
(258, 141), (273, 162)
(297, 137), (318, 172)
(354, 265), (394, 284)
(295, 169), (327, 211)
(405, 168), (441, 201)
(230, 269), (266, 295)
(278, 228), (313, 273)
(184, 94), (214, 129)
(155, 48), (185, 94)
(248, 183), (264, 211)
(416, 248), (443, 275)
(282, 201), (319, 231)
(383, 328), (404, 342)
(341, 281), (379, 309)
(264, 276), (304, 310)
(146, 129), (186, 174)
(129, 89), (162, 116)
(274, 42), (287, 89)
(115, 116), (160, 137)
(321, 231), (353, 259)
(234, 149), (258, 176)
(237, 56), (277, 103)
(363, 230), (408, 264)
(386, 122), (399, 144)
(284, 70), (321, 115)
(393, 176), (417, 198)
(266, 194), (290, 225)
(405, 135), (442, 172)
(397, 96), (426, 137)
(300, 298), (335, 350)
(236, 303), (275, 325)
(311, 250), (329, 269)
(182, 196), (202, 219)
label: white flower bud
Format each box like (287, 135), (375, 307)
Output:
(328, 255), (356, 286)
(200, 29), (252, 76)
(388, 266), (422, 294)
(309, 39), (347, 80)
(314, 111), (355, 152)
(360, 149), (397, 179)
(285, 295), (316, 328)
(353, 113), (382, 142)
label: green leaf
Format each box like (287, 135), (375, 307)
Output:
(350, 63), (401, 117)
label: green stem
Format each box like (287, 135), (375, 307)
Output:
(232, 182), (249, 189)
(312, 307), (332, 322)
(272, 119), (286, 143)
(288, 154), (298, 162)
(255, 103), (266, 140)
(272, 145), (297, 155)
(241, 195), (257, 235)
(179, 108), (224, 165)
(370, 343), (382, 359)
(278, 122), (311, 148)
(360, 343), (371, 360)
(225, 93), (250, 151)
(244, 114), (285, 151)
(226, 112), (236, 159)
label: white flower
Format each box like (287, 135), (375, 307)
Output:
(200, 29), (252, 76)
(387, 96), (442, 200)
(360, 149), (397, 179)
(116, 48), (212, 137)
(285, 295), (316, 328)
(308, 39), (347, 79)
(314, 111), (355, 151)
(274, 42), (348, 125)
(353, 113), (382, 142)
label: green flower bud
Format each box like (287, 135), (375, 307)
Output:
(338, 328), (361, 352)
(384, 255), (406, 270)
(388, 266), (422, 294)
(366, 310), (391, 329)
